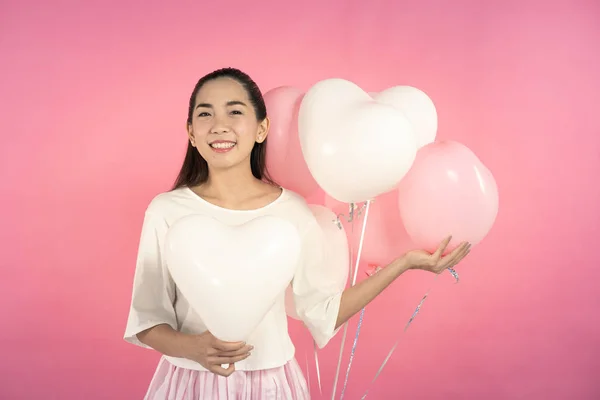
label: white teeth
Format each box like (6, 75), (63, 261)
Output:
(211, 142), (236, 149)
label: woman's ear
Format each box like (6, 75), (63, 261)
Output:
(187, 123), (196, 147)
(256, 117), (270, 143)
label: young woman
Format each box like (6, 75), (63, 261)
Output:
(124, 67), (471, 399)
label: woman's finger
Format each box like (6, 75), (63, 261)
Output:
(212, 338), (247, 353)
(432, 235), (453, 259)
(217, 345), (253, 358)
(448, 244), (471, 268)
(210, 362), (236, 377)
(452, 245), (471, 266)
(209, 353), (251, 366)
(438, 242), (469, 269)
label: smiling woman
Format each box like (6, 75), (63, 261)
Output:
(123, 67), (469, 400)
(192, 98), (255, 155)
(173, 68), (273, 190)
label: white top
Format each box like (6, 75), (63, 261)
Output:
(123, 187), (343, 371)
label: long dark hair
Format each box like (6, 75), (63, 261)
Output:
(172, 67), (273, 190)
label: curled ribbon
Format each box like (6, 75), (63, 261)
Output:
(339, 263), (381, 399)
(340, 307), (366, 400)
(361, 268), (460, 399)
(333, 202), (371, 230)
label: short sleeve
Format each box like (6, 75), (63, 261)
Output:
(123, 212), (178, 348)
(292, 218), (343, 349)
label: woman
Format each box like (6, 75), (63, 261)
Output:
(124, 67), (470, 399)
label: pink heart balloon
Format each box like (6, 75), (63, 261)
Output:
(264, 86), (320, 197)
(397, 140), (499, 252)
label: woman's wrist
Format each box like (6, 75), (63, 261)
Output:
(159, 327), (198, 359)
(176, 331), (208, 360)
(389, 255), (412, 276)
(136, 324), (194, 359)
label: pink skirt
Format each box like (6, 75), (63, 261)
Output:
(144, 357), (310, 400)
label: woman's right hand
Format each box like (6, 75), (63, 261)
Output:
(183, 331), (253, 377)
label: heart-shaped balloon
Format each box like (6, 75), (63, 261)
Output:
(298, 78), (418, 203)
(263, 86), (320, 197)
(165, 215), (302, 342)
(373, 86), (438, 149)
(285, 204), (349, 319)
(397, 140), (499, 252)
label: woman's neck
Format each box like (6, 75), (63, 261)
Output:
(191, 163), (277, 210)
(206, 171), (260, 198)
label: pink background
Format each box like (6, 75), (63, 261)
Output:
(2, 0), (599, 398)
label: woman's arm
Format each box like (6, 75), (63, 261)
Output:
(137, 324), (193, 358)
(335, 237), (471, 330)
(137, 324), (253, 377)
(335, 257), (409, 330)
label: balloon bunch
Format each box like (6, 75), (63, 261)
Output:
(266, 79), (498, 255)
(265, 78), (499, 398)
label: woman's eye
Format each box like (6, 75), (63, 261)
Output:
(230, 110), (243, 115)
(197, 112), (210, 117)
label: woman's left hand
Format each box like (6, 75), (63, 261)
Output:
(401, 236), (471, 274)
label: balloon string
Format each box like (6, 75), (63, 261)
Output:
(340, 306), (366, 400)
(351, 201), (371, 286)
(331, 201), (372, 400)
(305, 352), (311, 392)
(331, 322), (350, 399)
(339, 200), (372, 399)
(361, 269), (459, 399)
(330, 204), (356, 400)
(314, 340), (322, 395)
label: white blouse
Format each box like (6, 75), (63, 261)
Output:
(123, 187), (343, 371)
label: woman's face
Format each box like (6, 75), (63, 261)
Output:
(188, 77), (268, 172)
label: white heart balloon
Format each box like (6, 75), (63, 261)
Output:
(285, 204), (349, 319)
(374, 86), (438, 149)
(165, 214), (302, 342)
(298, 78), (418, 203)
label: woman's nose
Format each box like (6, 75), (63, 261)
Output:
(210, 115), (231, 134)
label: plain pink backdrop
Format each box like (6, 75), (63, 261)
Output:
(1, 0), (599, 398)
